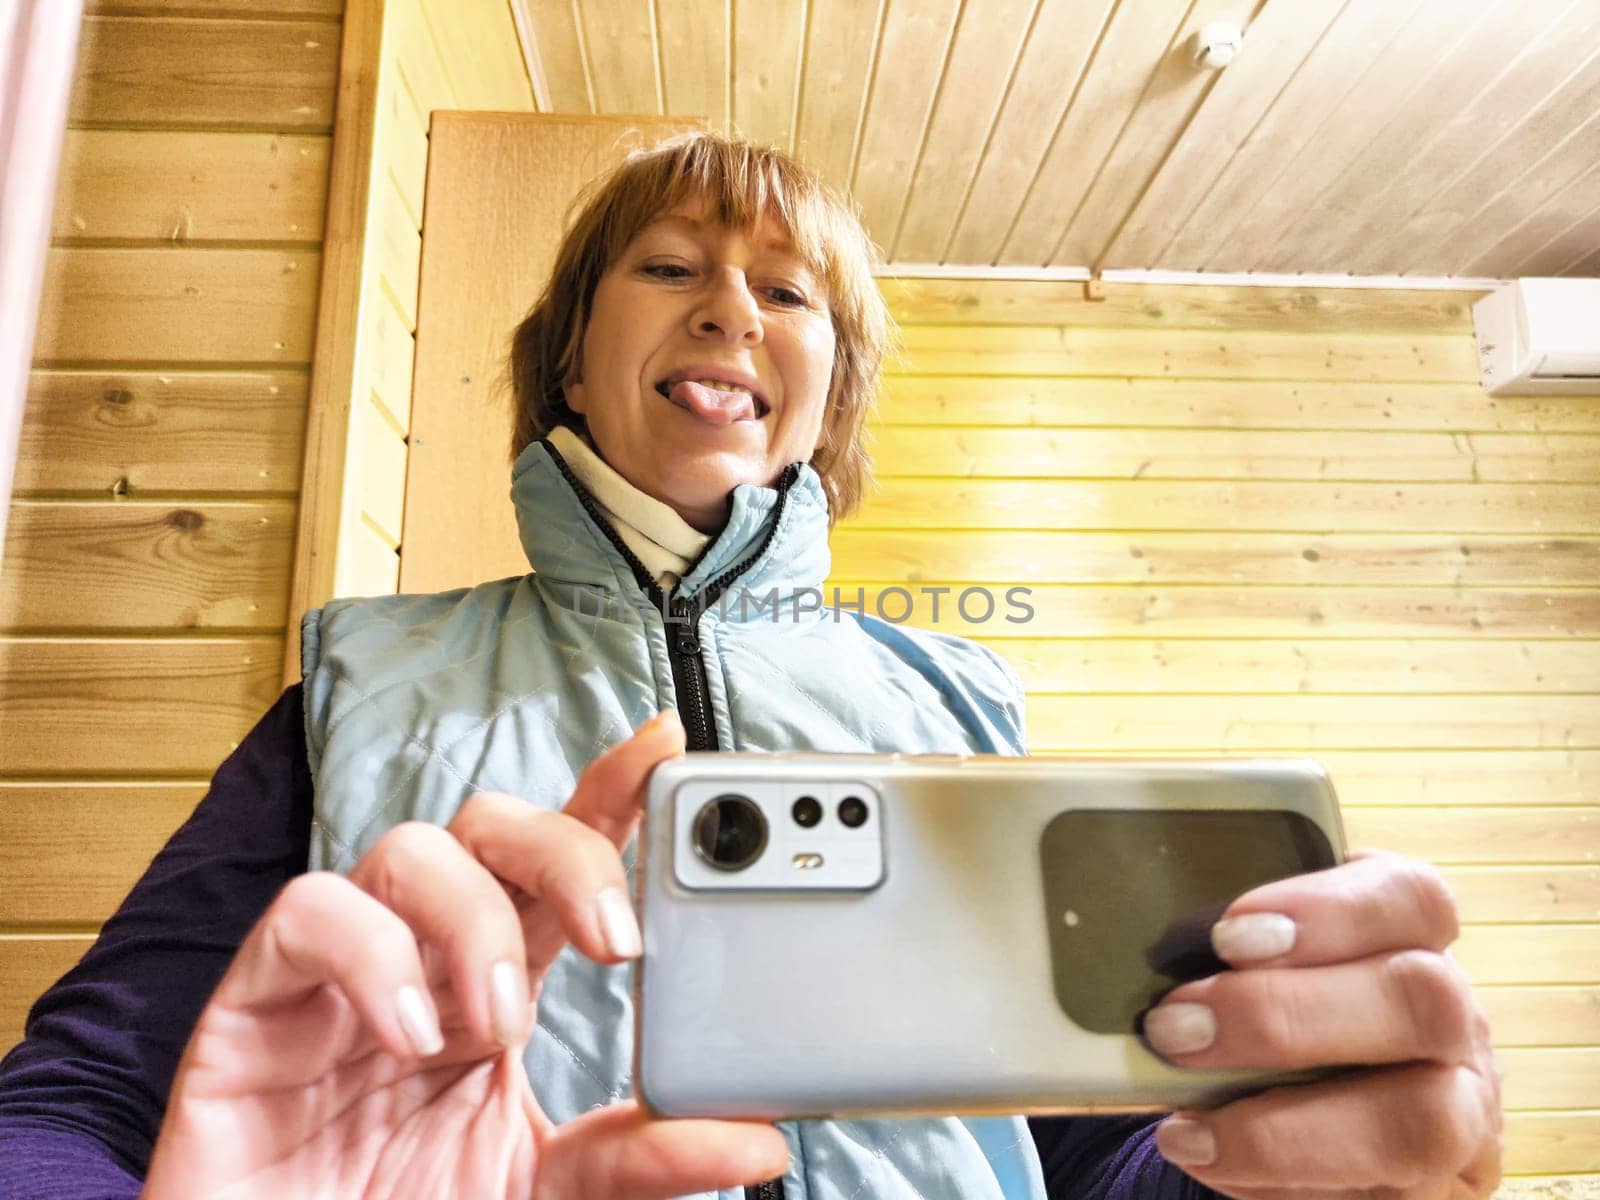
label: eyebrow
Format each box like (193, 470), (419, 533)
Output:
(644, 213), (802, 259)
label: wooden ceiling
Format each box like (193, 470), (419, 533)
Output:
(511, 0), (1600, 280)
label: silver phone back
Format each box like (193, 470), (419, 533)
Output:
(634, 753), (1345, 1120)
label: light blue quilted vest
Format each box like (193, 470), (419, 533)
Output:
(300, 439), (1047, 1200)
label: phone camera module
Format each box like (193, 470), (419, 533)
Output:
(837, 796), (869, 828)
(792, 795), (823, 827)
(692, 794), (768, 871)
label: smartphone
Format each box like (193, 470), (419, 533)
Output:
(632, 752), (1346, 1121)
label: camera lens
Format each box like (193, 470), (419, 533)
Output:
(838, 796), (869, 828)
(692, 794), (768, 871)
(791, 795), (822, 827)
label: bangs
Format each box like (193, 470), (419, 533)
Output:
(595, 134), (852, 291)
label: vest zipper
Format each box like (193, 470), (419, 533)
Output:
(544, 442), (797, 1195)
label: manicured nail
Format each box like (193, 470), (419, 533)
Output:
(598, 886), (643, 959)
(1143, 1002), (1216, 1056)
(1212, 912), (1296, 962)
(490, 960), (530, 1047)
(396, 984), (444, 1056)
(1156, 1117), (1216, 1166)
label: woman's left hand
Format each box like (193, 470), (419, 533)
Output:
(1141, 848), (1503, 1199)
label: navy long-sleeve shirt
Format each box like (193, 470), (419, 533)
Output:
(0, 687), (1211, 1199)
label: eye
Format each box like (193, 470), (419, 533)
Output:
(764, 285), (810, 308)
(641, 262), (692, 280)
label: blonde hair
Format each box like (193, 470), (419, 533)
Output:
(507, 130), (891, 523)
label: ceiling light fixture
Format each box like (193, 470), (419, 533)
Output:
(1192, 21), (1243, 70)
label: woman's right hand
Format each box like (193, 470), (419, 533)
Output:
(143, 709), (788, 1199)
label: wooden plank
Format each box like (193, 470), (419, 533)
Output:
(0, 501), (294, 630)
(1442, 867), (1600, 925)
(1353, 1), (1600, 275)
(0, 937), (97, 1055)
(1500, 1047), (1600, 1109)
(69, 16), (339, 130)
(790, 0), (885, 190)
(831, 524), (1600, 587)
(1310, 750), (1600, 808)
(360, 399), (407, 547)
(889, 0), (1035, 261)
(33, 247), (320, 365)
(1533, 197), (1600, 281)
(1254, 0), (1575, 273)
(1492, 1176), (1600, 1200)
(731, 0), (806, 150)
(417, 0), (534, 113)
(358, 290), (416, 436)
(0, 638), (284, 774)
(333, 511), (400, 598)
(656, 0), (728, 128)
(942, 0), (1118, 264)
(879, 278), (1483, 335)
(828, 585), (1600, 640)
(866, 426), (1600, 484)
(1021, 695), (1600, 754)
(894, 326), (1480, 384)
(848, 0), (961, 246)
(16, 370), (306, 496)
(52, 130), (330, 243)
(378, 64), (428, 230)
(1067, 0), (1333, 269)
(1445, 926), (1600, 986)
(577, 0), (660, 114)
(521, 0), (593, 112)
(1503, 1112), (1600, 1177)
(874, 376), (1600, 434)
(1479, 985), (1600, 1047)
(994, 638), (1600, 696)
(1157, 0), (1432, 270)
(1343, 808), (1600, 865)
(0, 782), (209, 925)
(376, 175), (421, 331)
(851, 480), (1600, 535)
(995, 0), (1192, 265)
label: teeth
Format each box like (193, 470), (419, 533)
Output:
(690, 378), (750, 393)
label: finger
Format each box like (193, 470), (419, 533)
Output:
(1210, 849), (1459, 968)
(447, 791), (643, 976)
(349, 820), (535, 1048)
(563, 708), (686, 846)
(1151, 1060), (1498, 1191)
(537, 1100), (788, 1200)
(209, 871), (447, 1064)
(1142, 948), (1482, 1070)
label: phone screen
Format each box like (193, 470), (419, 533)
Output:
(1038, 808), (1335, 1034)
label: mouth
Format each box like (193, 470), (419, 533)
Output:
(654, 370), (771, 421)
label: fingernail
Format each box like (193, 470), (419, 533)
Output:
(396, 984), (444, 1057)
(490, 960), (530, 1047)
(1212, 912), (1296, 962)
(1143, 1002), (1216, 1056)
(598, 886), (643, 959)
(653, 709), (683, 733)
(1156, 1117), (1216, 1166)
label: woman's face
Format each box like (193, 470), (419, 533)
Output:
(562, 201), (837, 532)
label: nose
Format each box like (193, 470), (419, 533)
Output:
(690, 267), (763, 345)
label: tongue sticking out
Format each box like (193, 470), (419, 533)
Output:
(669, 380), (758, 424)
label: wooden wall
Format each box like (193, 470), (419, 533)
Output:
(840, 278), (1600, 1187)
(0, 0), (531, 1053)
(0, 0), (342, 1048)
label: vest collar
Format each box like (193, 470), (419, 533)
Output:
(510, 436), (833, 603)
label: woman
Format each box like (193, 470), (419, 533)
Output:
(0, 133), (1501, 1199)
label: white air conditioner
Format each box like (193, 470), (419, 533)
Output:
(1473, 278), (1600, 396)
